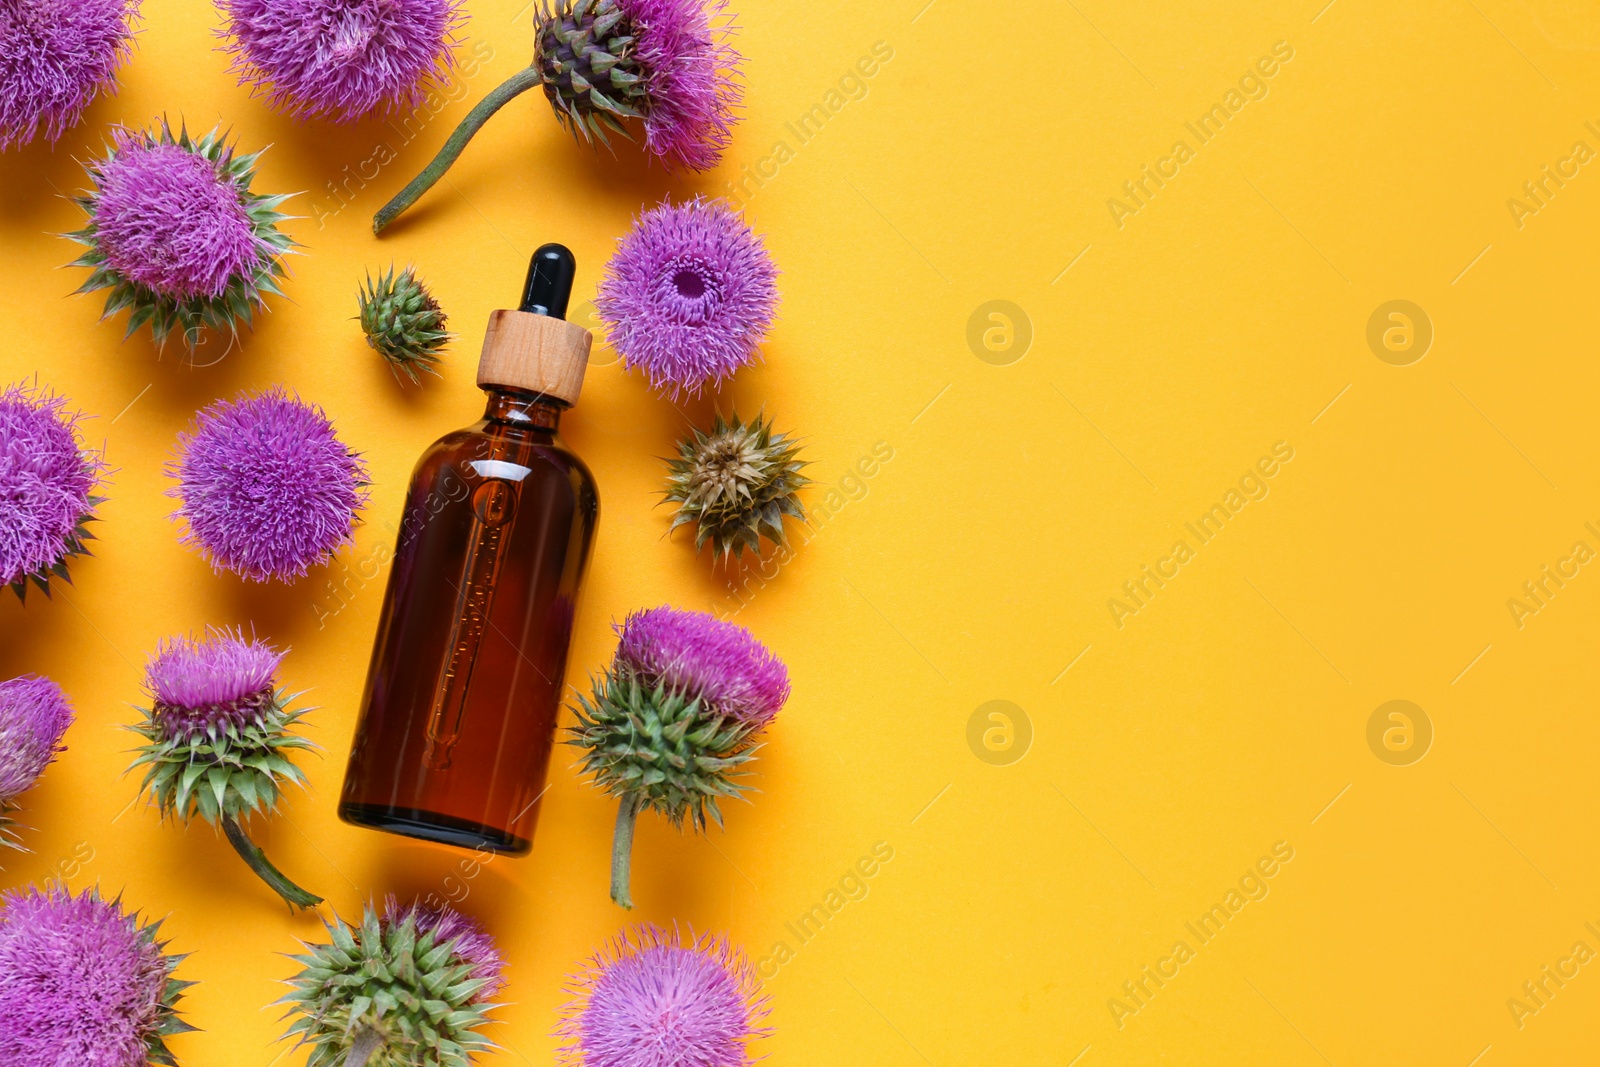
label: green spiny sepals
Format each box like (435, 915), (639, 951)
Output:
(665, 411), (810, 562)
(0, 803), (22, 853)
(359, 265), (452, 383)
(568, 664), (761, 831)
(279, 906), (498, 1067)
(8, 493), (104, 603)
(127, 688), (314, 827)
(66, 119), (297, 352)
(535, 0), (649, 146)
(137, 909), (203, 1067)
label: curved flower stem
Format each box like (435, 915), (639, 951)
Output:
(344, 1025), (384, 1067)
(221, 814), (324, 911)
(611, 793), (642, 909)
(373, 65), (545, 234)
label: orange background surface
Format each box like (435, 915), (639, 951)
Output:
(5, 0), (1600, 1063)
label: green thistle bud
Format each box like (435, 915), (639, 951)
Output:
(664, 411), (809, 562)
(279, 901), (504, 1067)
(358, 265), (453, 384)
(536, 0), (649, 147)
(127, 631), (322, 911)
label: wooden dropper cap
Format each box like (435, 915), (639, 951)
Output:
(476, 243), (593, 405)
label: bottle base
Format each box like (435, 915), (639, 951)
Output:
(339, 802), (531, 855)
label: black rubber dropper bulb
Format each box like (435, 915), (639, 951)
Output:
(520, 242), (576, 319)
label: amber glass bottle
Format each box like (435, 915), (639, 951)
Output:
(340, 244), (599, 854)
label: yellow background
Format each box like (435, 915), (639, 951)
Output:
(4, 0), (1600, 1063)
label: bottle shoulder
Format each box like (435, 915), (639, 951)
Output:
(412, 423), (598, 504)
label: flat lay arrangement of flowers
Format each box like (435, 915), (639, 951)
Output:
(0, 0), (815, 1061)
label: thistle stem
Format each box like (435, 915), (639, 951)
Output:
(611, 794), (641, 909)
(373, 65), (545, 234)
(344, 1025), (384, 1067)
(221, 815), (324, 911)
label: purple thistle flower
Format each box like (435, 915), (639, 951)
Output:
(617, 605), (788, 726)
(596, 197), (779, 399)
(93, 134), (267, 301)
(67, 121), (297, 351)
(218, 0), (465, 122)
(145, 629), (283, 735)
(383, 897), (505, 998)
(0, 381), (105, 599)
(168, 387), (368, 583)
(622, 0), (741, 171)
(0, 676), (74, 802)
(0, 0), (140, 150)
(557, 924), (769, 1067)
(0, 885), (192, 1067)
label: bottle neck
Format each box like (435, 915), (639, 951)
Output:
(481, 387), (563, 431)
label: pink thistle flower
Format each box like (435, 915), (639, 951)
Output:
(0, 885), (194, 1067)
(616, 605), (788, 727)
(168, 387), (368, 583)
(596, 197), (779, 399)
(130, 628), (322, 909)
(570, 607), (787, 907)
(145, 629), (283, 735)
(93, 138), (264, 301)
(372, 0), (743, 232)
(557, 924), (769, 1067)
(0, 0), (140, 150)
(0, 676), (74, 853)
(621, 0), (742, 171)
(0, 381), (106, 601)
(67, 120), (297, 351)
(217, 0), (466, 122)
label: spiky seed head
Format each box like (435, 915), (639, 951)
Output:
(358, 265), (452, 383)
(65, 119), (296, 352)
(279, 900), (503, 1067)
(0, 884), (196, 1067)
(127, 630), (315, 828)
(533, 0), (741, 171)
(0, 381), (107, 602)
(664, 411), (807, 562)
(568, 607), (788, 830)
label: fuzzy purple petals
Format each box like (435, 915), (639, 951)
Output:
(0, 677), (75, 800)
(596, 198), (778, 398)
(0, 0), (140, 149)
(169, 388), (367, 583)
(616, 606), (788, 726)
(0, 383), (101, 589)
(0, 886), (171, 1067)
(219, 0), (464, 121)
(557, 924), (769, 1067)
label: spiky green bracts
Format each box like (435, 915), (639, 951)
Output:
(568, 606), (789, 908)
(358, 266), (453, 384)
(664, 411), (808, 562)
(66, 120), (296, 352)
(279, 901), (504, 1067)
(127, 632), (322, 910)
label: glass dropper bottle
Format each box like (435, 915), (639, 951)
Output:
(339, 243), (600, 854)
